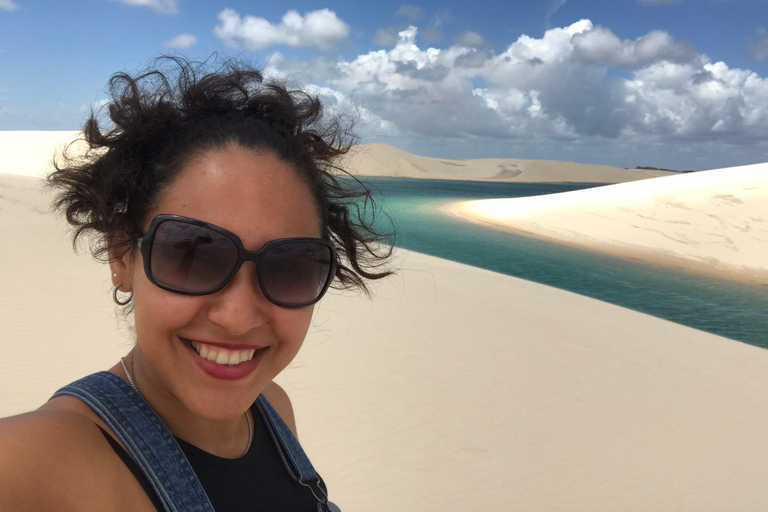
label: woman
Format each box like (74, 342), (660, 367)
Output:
(0, 57), (392, 511)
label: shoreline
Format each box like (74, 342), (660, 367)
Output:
(445, 163), (768, 289)
(444, 200), (768, 289)
(351, 174), (617, 185)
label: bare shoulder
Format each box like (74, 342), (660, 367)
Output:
(0, 406), (109, 510)
(261, 381), (298, 438)
(0, 398), (156, 512)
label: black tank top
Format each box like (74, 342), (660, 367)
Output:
(98, 402), (321, 511)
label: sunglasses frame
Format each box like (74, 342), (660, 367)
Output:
(137, 214), (337, 308)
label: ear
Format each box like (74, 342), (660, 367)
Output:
(108, 235), (136, 293)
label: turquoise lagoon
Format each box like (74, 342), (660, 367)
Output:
(352, 177), (768, 350)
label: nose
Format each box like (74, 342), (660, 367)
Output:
(206, 262), (269, 336)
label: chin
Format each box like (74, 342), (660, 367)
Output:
(180, 385), (259, 421)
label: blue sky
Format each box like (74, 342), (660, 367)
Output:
(2, 0), (768, 170)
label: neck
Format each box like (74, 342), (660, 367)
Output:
(112, 350), (252, 459)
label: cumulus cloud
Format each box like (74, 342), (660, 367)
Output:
(331, 20), (767, 161)
(396, 5), (423, 21)
(0, 0), (18, 10)
(259, 20), (767, 168)
(263, 51), (342, 83)
(454, 49), (492, 68)
(749, 27), (768, 61)
(112, 0), (178, 14)
(214, 8), (350, 50)
(455, 31), (487, 49)
(572, 26), (696, 66)
(163, 33), (196, 48)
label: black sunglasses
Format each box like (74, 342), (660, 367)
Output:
(137, 214), (337, 308)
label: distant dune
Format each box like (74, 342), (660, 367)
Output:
(0, 131), (83, 178)
(344, 143), (678, 183)
(1, 131), (677, 184)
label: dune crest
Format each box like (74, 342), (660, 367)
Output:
(449, 163), (768, 286)
(2, 131), (679, 184)
(344, 143), (678, 183)
(0, 131), (82, 178)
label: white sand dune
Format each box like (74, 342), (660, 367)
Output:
(344, 142), (679, 183)
(2, 171), (767, 510)
(0, 131), (82, 178)
(1, 131), (678, 184)
(449, 163), (768, 287)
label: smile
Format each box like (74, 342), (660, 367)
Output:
(190, 340), (262, 366)
(182, 338), (267, 380)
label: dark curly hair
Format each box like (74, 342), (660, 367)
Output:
(45, 56), (394, 307)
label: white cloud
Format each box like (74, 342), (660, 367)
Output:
(112, 0), (178, 14)
(214, 8), (350, 50)
(263, 51), (341, 84)
(302, 19), (768, 168)
(455, 31), (487, 49)
(572, 26), (696, 66)
(0, 0), (19, 10)
(163, 33), (196, 48)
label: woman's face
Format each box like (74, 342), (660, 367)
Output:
(113, 144), (322, 420)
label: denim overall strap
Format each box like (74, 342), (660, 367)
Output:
(51, 372), (215, 512)
(255, 394), (334, 509)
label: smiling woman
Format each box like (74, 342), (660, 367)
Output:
(0, 56), (392, 512)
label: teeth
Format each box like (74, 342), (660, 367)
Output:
(191, 341), (259, 366)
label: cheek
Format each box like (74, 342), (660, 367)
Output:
(131, 276), (198, 347)
(272, 308), (314, 354)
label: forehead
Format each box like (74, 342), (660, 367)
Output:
(150, 145), (322, 245)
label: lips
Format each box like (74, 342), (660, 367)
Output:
(181, 337), (266, 380)
(183, 338), (266, 351)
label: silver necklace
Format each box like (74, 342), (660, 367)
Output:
(120, 357), (253, 456)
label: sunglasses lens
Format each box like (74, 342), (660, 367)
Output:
(261, 241), (333, 305)
(150, 220), (239, 293)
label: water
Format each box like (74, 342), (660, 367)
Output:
(349, 177), (768, 350)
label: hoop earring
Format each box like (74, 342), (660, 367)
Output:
(113, 283), (133, 306)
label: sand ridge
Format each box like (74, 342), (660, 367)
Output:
(0, 131), (82, 178)
(343, 142), (679, 183)
(448, 162), (768, 287)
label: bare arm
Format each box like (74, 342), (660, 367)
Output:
(0, 408), (146, 512)
(0, 411), (78, 511)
